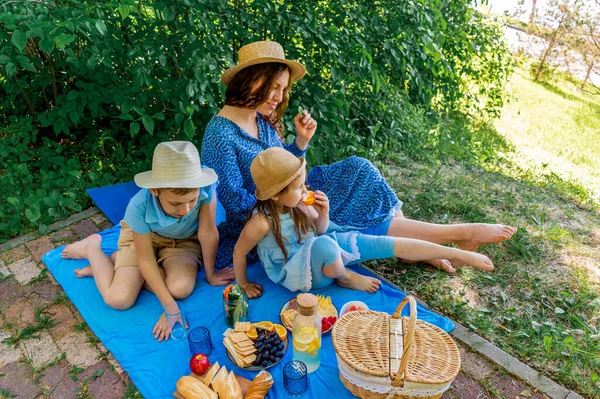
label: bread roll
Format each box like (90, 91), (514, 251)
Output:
(218, 371), (242, 399)
(210, 365), (228, 395)
(176, 376), (217, 399)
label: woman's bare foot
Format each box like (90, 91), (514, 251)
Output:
(403, 258), (456, 273)
(456, 224), (517, 251)
(450, 250), (494, 272)
(61, 234), (102, 259)
(74, 266), (93, 277)
(337, 270), (381, 293)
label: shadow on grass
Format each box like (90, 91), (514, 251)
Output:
(535, 79), (600, 113)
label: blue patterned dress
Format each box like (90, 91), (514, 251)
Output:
(200, 114), (402, 268)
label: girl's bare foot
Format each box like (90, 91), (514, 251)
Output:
(74, 266), (93, 277)
(450, 251), (494, 272)
(337, 270), (381, 293)
(456, 224), (517, 251)
(61, 234), (102, 259)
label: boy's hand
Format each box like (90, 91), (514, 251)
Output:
(206, 267), (235, 286)
(152, 305), (189, 342)
(311, 190), (329, 216)
(240, 282), (263, 299)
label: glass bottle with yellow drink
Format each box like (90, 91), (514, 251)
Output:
(292, 293), (322, 373)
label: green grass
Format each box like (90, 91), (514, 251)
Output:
(369, 79), (600, 397)
(494, 70), (600, 202)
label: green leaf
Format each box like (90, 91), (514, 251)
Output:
(118, 113), (134, 120)
(25, 208), (41, 223)
(54, 33), (75, 47)
(39, 37), (54, 55)
(163, 7), (175, 22)
(0, 55), (11, 64)
(95, 20), (107, 36)
(16, 55), (36, 72)
(183, 119), (195, 139)
(69, 111), (80, 125)
(11, 29), (27, 52)
(117, 4), (130, 20)
(130, 121), (140, 137)
(132, 106), (145, 115)
(6, 197), (19, 206)
(5, 62), (16, 77)
(141, 115), (154, 134)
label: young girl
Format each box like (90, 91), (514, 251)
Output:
(233, 147), (496, 298)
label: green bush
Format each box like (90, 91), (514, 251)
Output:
(0, 0), (512, 242)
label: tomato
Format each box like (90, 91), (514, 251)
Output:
(189, 353), (210, 375)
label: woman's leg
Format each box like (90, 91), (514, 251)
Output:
(387, 216), (517, 250)
(61, 235), (145, 309)
(310, 236), (380, 293)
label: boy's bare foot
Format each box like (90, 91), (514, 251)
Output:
(450, 251), (494, 272)
(456, 224), (517, 251)
(61, 234), (102, 259)
(337, 270), (381, 293)
(74, 266), (93, 277)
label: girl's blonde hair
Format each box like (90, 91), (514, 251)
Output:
(251, 192), (314, 264)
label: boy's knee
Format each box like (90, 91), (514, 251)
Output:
(105, 293), (136, 310)
(167, 278), (195, 299)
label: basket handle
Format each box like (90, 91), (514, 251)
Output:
(391, 296), (417, 387)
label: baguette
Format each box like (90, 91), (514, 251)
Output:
(210, 365), (228, 395)
(244, 370), (274, 399)
(176, 376), (217, 399)
(219, 371), (242, 399)
(203, 362), (220, 386)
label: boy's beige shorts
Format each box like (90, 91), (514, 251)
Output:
(114, 221), (202, 269)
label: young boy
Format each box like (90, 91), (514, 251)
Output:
(62, 141), (235, 341)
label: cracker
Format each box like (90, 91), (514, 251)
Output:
(234, 321), (251, 332)
(234, 340), (254, 349)
(241, 353), (257, 364)
(237, 346), (257, 356)
(229, 332), (249, 343)
(223, 328), (234, 337)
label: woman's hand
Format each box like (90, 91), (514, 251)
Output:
(294, 110), (317, 149)
(241, 282), (263, 299)
(311, 190), (329, 216)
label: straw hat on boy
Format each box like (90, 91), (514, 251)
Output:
(221, 41), (307, 85)
(251, 147), (306, 201)
(134, 141), (218, 189)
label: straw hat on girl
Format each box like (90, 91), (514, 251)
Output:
(134, 141), (218, 189)
(251, 147), (306, 201)
(221, 41), (307, 85)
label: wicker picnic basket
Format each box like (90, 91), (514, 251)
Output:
(331, 296), (460, 399)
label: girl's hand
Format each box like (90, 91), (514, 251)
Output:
(311, 190), (329, 216)
(294, 109), (317, 145)
(241, 282), (263, 299)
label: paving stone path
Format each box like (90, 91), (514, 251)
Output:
(0, 209), (574, 399)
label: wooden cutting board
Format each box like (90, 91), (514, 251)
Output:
(173, 370), (252, 399)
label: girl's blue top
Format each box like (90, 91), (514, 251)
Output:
(201, 113), (401, 268)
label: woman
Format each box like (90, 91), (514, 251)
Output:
(201, 41), (516, 271)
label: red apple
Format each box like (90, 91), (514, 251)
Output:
(189, 353), (210, 375)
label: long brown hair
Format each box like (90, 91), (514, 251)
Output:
(225, 63), (292, 138)
(251, 196), (314, 265)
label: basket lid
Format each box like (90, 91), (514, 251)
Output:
(390, 319), (461, 385)
(331, 310), (390, 377)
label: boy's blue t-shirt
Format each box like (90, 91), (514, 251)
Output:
(123, 183), (216, 239)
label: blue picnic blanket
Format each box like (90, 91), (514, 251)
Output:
(40, 182), (455, 398)
(42, 226), (454, 399)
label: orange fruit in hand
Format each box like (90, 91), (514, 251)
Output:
(302, 191), (315, 206)
(274, 324), (287, 340)
(254, 321), (274, 332)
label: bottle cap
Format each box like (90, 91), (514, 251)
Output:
(297, 293), (317, 316)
